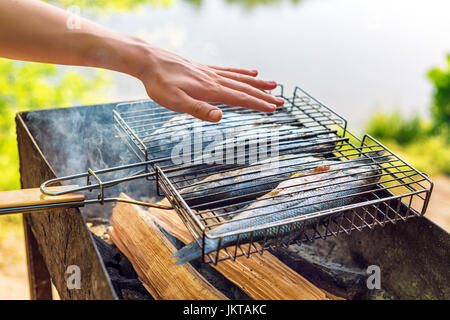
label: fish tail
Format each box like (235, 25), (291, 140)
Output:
(360, 151), (393, 182)
(171, 239), (218, 265)
(363, 150), (392, 164)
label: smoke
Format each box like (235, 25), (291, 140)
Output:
(23, 102), (159, 220)
(21, 96), (312, 220)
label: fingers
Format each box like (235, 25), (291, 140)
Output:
(216, 70), (278, 91)
(215, 85), (278, 113)
(207, 65), (258, 77)
(175, 89), (223, 122)
(217, 76), (284, 107)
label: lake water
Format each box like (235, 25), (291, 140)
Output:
(96, 0), (450, 132)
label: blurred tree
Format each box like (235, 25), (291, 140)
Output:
(45, 0), (300, 11)
(184, 0), (302, 10)
(0, 0), (176, 248)
(225, 0), (301, 9)
(1, 2), (181, 193)
(427, 54), (450, 135)
(365, 111), (423, 145)
(368, 54), (450, 145)
(45, 0), (173, 11)
(366, 54), (450, 175)
(0, 59), (108, 191)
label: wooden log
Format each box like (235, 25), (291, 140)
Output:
(109, 198), (227, 300)
(111, 194), (341, 300)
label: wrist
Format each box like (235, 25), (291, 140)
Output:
(112, 34), (156, 80)
(85, 30), (155, 80)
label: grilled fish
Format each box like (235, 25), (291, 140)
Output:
(180, 154), (325, 209)
(142, 111), (337, 166)
(211, 123), (338, 161)
(140, 111), (307, 159)
(172, 152), (386, 265)
(142, 111), (301, 144)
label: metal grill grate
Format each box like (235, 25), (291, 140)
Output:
(114, 85), (433, 264)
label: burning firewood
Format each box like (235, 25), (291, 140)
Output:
(109, 193), (341, 300)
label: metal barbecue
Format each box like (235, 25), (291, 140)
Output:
(0, 85), (433, 265)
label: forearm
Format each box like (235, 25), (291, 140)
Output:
(0, 0), (283, 122)
(0, 0), (147, 77)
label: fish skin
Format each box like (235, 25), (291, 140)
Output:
(209, 123), (338, 161)
(180, 154), (325, 209)
(172, 152), (386, 265)
(140, 111), (338, 164)
(140, 112), (252, 160)
(137, 112), (308, 178)
(159, 126), (338, 193)
(161, 118), (338, 197)
(142, 111), (301, 146)
(180, 132), (342, 209)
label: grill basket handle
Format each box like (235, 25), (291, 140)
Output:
(0, 185), (85, 215)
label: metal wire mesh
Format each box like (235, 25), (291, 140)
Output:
(114, 85), (433, 264)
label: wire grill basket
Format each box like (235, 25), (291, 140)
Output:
(114, 85), (433, 264)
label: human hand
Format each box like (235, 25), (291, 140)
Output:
(0, 1), (282, 123)
(136, 46), (285, 122)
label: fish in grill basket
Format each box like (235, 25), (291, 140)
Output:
(180, 154), (326, 209)
(142, 111), (338, 169)
(172, 151), (388, 265)
(143, 110), (302, 138)
(142, 111), (299, 144)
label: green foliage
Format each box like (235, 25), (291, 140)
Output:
(0, 59), (109, 191)
(427, 54), (450, 135)
(225, 0), (282, 8)
(45, 0), (173, 12)
(224, 0), (301, 10)
(365, 111), (450, 176)
(183, 0), (203, 7)
(380, 134), (450, 176)
(366, 111), (425, 145)
(48, 0), (302, 12)
(366, 55), (450, 176)
(44, 0), (301, 11)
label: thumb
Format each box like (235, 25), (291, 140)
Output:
(177, 90), (223, 122)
